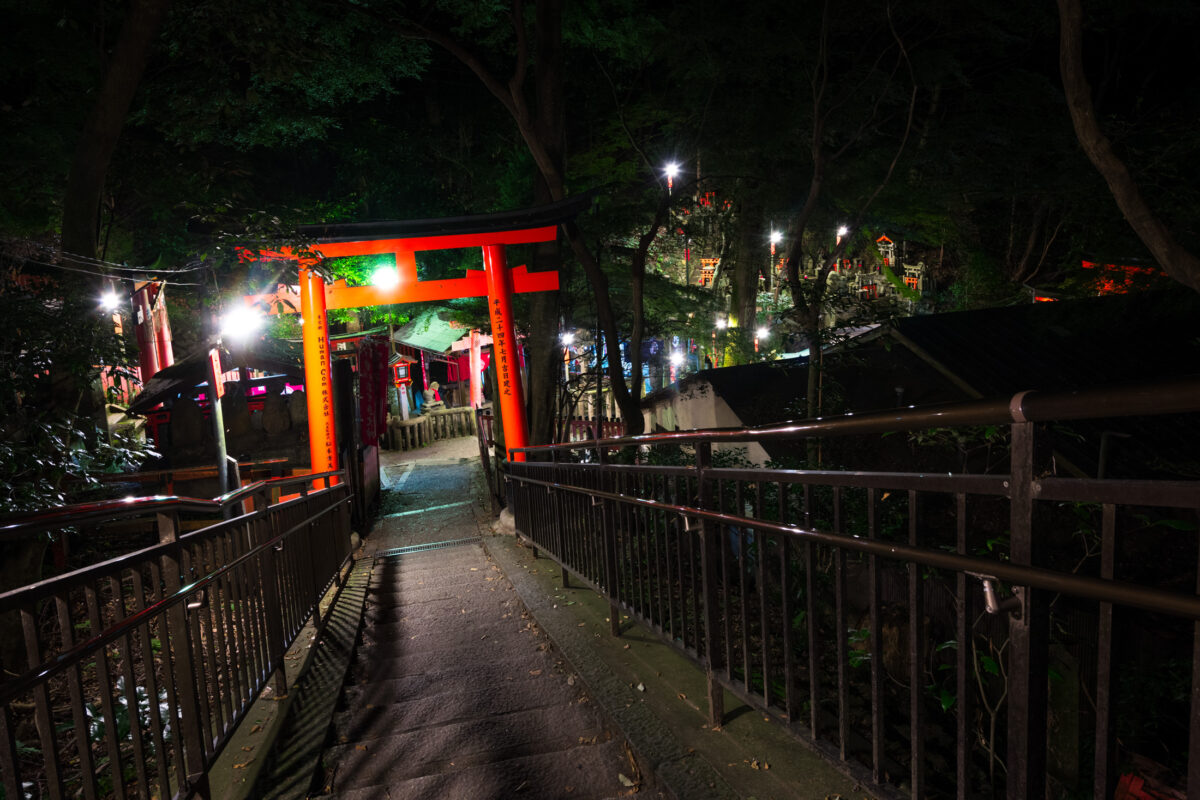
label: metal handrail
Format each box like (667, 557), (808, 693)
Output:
(0, 469), (344, 538)
(510, 471), (1200, 620)
(509, 375), (1200, 455)
(0, 494), (352, 707)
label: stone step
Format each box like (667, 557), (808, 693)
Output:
(320, 740), (631, 800)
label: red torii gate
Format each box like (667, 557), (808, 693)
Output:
(244, 198), (589, 479)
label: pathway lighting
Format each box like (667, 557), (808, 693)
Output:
(560, 332), (576, 345)
(770, 231), (783, 245)
(716, 317), (728, 330)
(664, 162), (679, 193)
(220, 305), (264, 341)
(669, 351), (685, 368)
(371, 265), (400, 290)
(99, 291), (121, 313)
(757, 326), (769, 339)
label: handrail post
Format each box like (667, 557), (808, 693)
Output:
(597, 447), (621, 637)
(551, 448), (569, 588)
(1006, 420), (1048, 799)
(696, 442), (725, 726)
(157, 510), (210, 797)
(256, 495), (289, 695)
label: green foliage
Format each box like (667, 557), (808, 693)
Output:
(0, 263), (156, 512)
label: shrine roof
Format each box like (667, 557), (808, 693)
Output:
(392, 310), (470, 354)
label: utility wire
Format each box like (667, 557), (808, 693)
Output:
(17, 258), (203, 286)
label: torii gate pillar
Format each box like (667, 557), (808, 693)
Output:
(483, 244), (528, 462)
(299, 265), (339, 484)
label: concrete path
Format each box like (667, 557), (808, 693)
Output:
(311, 439), (643, 799)
(255, 435), (863, 800)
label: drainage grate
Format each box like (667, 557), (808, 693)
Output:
(375, 537), (481, 558)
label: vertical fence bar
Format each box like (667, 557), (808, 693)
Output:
(1006, 420), (1047, 800)
(600, 464), (621, 637)
(780, 483), (795, 721)
(56, 592), (97, 800)
(159, 512), (209, 797)
(696, 443), (725, 726)
(1094, 503), (1117, 799)
(908, 489), (925, 799)
(130, 567), (172, 795)
(868, 488), (884, 786)
(805, 484), (820, 738)
(86, 580), (127, 799)
(1187, 506), (1200, 800)
(110, 574), (151, 798)
(258, 494), (288, 694)
(757, 481), (769, 706)
(0, 706), (21, 800)
(834, 486), (849, 761)
(955, 492), (972, 800)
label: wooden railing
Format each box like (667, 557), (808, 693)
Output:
(385, 407), (477, 451)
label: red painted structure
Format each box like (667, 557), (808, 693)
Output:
(243, 197), (592, 476)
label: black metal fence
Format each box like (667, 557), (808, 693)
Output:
(506, 377), (1200, 799)
(0, 471), (353, 800)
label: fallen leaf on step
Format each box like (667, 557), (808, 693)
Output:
(618, 774), (635, 787)
(577, 622), (586, 627)
(529, 669), (542, 676)
(241, 746), (254, 752)
(250, 724), (263, 734)
(355, 745), (368, 751)
(677, 693), (686, 700)
(233, 759), (254, 769)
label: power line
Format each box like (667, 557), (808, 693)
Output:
(56, 250), (206, 274)
(17, 258), (203, 286)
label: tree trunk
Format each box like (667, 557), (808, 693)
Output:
(1057, 0), (1200, 294)
(526, 245), (561, 448)
(731, 189), (765, 346)
(61, 0), (170, 262)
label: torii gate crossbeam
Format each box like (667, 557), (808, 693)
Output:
(245, 196), (592, 480)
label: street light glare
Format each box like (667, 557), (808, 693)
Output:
(770, 231), (782, 244)
(664, 162), (680, 178)
(716, 318), (728, 330)
(669, 351), (685, 367)
(371, 265), (400, 290)
(837, 225), (849, 237)
(220, 306), (264, 341)
(99, 291), (121, 313)
(757, 327), (769, 339)
(560, 332), (576, 345)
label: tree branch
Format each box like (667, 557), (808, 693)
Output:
(1057, 0), (1200, 294)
